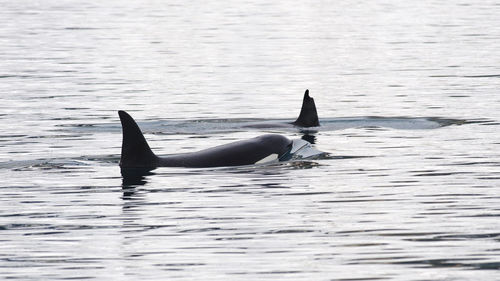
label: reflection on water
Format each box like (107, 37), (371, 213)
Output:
(301, 134), (316, 144)
(121, 167), (156, 188)
(1, 0), (500, 280)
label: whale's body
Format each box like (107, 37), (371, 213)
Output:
(119, 111), (322, 168)
(118, 90), (322, 169)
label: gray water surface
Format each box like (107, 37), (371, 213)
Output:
(1, 0), (500, 280)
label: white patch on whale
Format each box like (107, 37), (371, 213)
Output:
(255, 153), (279, 164)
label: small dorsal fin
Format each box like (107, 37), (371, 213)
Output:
(292, 89), (320, 127)
(118, 111), (159, 168)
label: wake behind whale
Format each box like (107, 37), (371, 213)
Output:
(60, 89), (468, 136)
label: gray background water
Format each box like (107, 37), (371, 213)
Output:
(1, 0), (500, 280)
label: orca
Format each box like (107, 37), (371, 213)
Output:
(292, 89), (320, 127)
(240, 89), (320, 129)
(118, 110), (323, 169)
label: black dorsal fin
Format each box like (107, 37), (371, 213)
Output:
(292, 89), (320, 127)
(118, 111), (159, 168)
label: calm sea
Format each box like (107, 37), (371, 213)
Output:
(1, 0), (499, 280)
